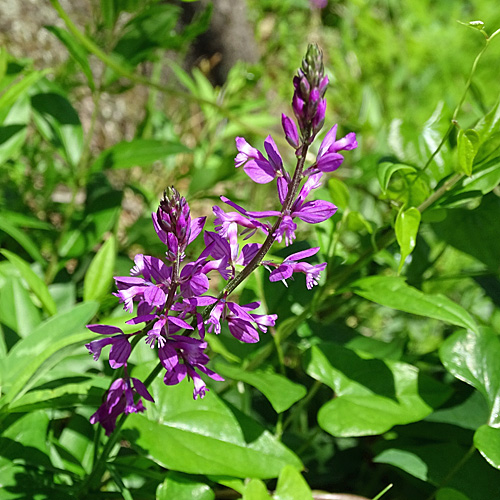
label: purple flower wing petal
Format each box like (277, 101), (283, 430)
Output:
(109, 337), (131, 369)
(263, 135), (283, 170)
(144, 285), (166, 308)
(132, 378), (155, 402)
(164, 364), (187, 385)
(269, 263), (294, 282)
(285, 247), (320, 262)
(87, 324), (123, 335)
(316, 152), (344, 172)
(188, 216), (206, 244)
(168, 316), (194, 330)
(293, 200), (337, 223)
(228, 319), (260, 343)
(243, 159), (277, 184)
(318, 124), (338, 157)
(159, 344), (179, 370)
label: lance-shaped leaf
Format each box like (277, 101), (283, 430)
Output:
(350, 276), (478, 333)
(83, 235), (117, 302)
(395, 206), (421, 273)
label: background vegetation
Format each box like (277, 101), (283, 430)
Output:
(1, 0), (500, 498)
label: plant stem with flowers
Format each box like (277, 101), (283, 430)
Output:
(82, 44), (357, 490)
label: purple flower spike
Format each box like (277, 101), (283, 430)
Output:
(90, 377), (154, 436)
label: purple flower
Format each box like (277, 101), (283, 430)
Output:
(265, 247), (327, 289)
(282, 114), (300, 149)
(90, 377), (154, 435)
(234, 135), (284, 184)
(307, 124), (358, 174)
(85, 325), (132, 369)
(161, 336), (224, 399)
(213, 205), (269, 240)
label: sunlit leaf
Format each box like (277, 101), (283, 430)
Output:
(395, 206), (421, 273)
(83, 235), (117, 302)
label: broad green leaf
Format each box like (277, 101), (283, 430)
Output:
(31, 91), (84, 167)
(374, 448), (429, 481)
(440, 328), (500, 426)
(123, 378), (302, 478)
(0, 69), (49, 111)
(83, 235), (117, 302)
(395, 206), (421, 273)
(432, 193), (500, 271)
(0, 218), (45, 265)
(0, 301), (98, 409)
(350, 276), (478, 333)
(1, 249), (57, 316)
(436, 488), (470, 500)
(454, 156), (500, 196)
(0, 276), (41, 338)
(45, 26), (95, 90)
(90, 138), (189, 171)
(156, 472), (215, 500)
(274, 465), (312, 500)
(214, 362), (306, 413)
(473, 425), (500, 470)
(457, 129), (479, 176)
(377, 162), (417, 192)
(242, 479), (272, 500)
(305, 343), (450, 437)
(475, 97), (500, 162)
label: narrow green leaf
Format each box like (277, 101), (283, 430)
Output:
(45, 26), (95, 90)
(0, 301), (98, 409)
(0, 218), (45, 265)
(305, 343), (451, 437)
(274, 465), (313, 500)
(395, 206), (421, 273)
(474, 425), (500, 470)
(351, 276), (478, 332)
(0, 69), (49, 110)
(90, 139), (190, 171)
(1, 249), (57, 315)
(83, 235), (117, 302)
(457, 129), (479, 176)
(123, 378), (302, 479)
(455, 156), (500, 196)
(214, 363), (306, 413)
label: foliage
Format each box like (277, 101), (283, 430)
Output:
(1, 1), (500, 499)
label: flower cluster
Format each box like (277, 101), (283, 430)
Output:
(85, 44), (357, 435)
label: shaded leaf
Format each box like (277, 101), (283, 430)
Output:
(473, 425), (500, 470)
(214, 362), (306, 413)
(350, 276), (478, 332)
(377, 162), (417, 192)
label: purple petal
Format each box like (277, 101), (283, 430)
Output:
(277, 176), (289, 206)
(335, 132), (358, 151)
(293, 200), (337, 223)
(243, 159), (277, 184)
(204, 231), (230, 259)
(285, 247), (320, 262)
(126, 314), (156, 324)
(132, 378), (155, 402)
(188, 217), (206, 244)
(164, 364), (187, 385)
(263, 135), (283, 171)
(228, 318), (260, 343)
(168, 316), (194, 330)
(318, 124), (338, 157)
(316, 152), (344, 173)
(144, 285), (166, 308)
(109, 336), (131, 369)
(281, 114), (299, 148)
(269, 263), (294, 282)
(159, 344), (179, 370)
(240, 243), (261, 266)
(87, 324), (123, 335)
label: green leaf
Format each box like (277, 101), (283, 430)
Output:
(45, 26), (95, 90)
(305, 343), (451, 437)
(1, 249), (57, 316)
(345, 211), (373, 233)
(432, 193), (500, 271)
(395, 206), (421, 273)
(0, 301), (98, 409)
(350, 276), (478, 333)
(123, 378), (302, 478)
(156, 472), (215, 500)
(454, 156), (500, 196)
(0, 218), (45, 265)
(0, 69), (49, 111)
(0, 96), (29, 164)
(377, 162), (417, 192)
(90, 139), (190, 171)
(242, 479), (272, 500)
(436, 488), (470, 500)
(83, 235), (117, 302)
(328, 178), (350, 210)
(274, 465), (312, 500)
(457, 129), (479, 176)
(214, 363), (306, 413)
(0, 276), (41, 338)
(475, 97), (500, 162)
(440, 328), (500, 426)
(31, 91), (84, 167)
(473, 425), (500, 470)
(374, 448), (429, 481)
